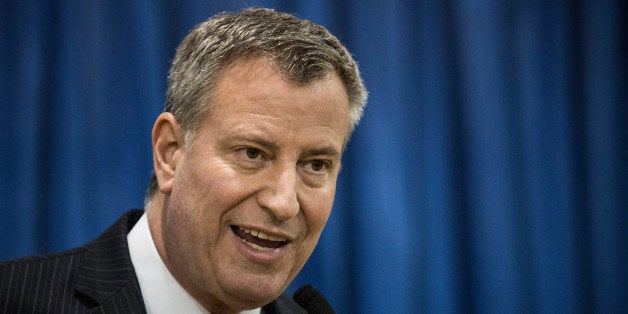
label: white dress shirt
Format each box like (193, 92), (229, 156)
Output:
(128, 213), (261, 314)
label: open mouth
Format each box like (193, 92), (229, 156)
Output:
(231, 225), (289, 251)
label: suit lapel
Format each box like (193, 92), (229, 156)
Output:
(73, 210), (145, 309)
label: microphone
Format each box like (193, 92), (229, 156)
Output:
(293, 284), (335, 314)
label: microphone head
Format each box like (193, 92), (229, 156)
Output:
(293, 284), (335, 314)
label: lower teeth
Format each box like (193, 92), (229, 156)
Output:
(241, 238), (274, 251)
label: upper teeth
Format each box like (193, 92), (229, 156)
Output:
(241, 227), (286, 242)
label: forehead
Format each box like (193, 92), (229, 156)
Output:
(206, 58), (350, 138)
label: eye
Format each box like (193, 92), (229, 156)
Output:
(235, 146), (264, 162)
(310, 160), (326, 172)
(305, 159), (331, 174)
(233, 147), (267, 171)
(244, 147), (261, 159)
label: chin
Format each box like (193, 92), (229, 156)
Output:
(221, 290), (280, 311)
(220, 276), (287, 308)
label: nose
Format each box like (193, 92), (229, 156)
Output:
(257, 165), (300, 221)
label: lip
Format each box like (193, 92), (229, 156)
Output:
(230, 225), (292, 264)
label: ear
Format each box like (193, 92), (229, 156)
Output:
(152, 112), (185, 194)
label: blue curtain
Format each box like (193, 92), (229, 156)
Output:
(1, 1), (626, 313)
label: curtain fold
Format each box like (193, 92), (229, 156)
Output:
(1, 1), (625, 313)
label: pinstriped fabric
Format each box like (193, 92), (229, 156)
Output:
(0, 210), (146, 313)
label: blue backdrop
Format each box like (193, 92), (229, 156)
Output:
(1, 1), (626, 313)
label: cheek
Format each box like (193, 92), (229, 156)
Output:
(169, 161), (255, 237)
(292, 202), (332, 274)
(309, 203), (333, 232)
(301, 189), (336, 244)
(162, 166), (232, 274)
(166, 162), (223, 243)
(173, 159), (237, 208)
(307, 185), (336, 226)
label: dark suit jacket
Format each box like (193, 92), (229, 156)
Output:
(0, 210), (305, 313)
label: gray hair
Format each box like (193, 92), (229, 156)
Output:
(146, 8), (367, 200)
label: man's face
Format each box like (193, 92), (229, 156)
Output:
(153, 57), (349, 310)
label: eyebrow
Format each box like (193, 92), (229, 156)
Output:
(232, 134), (279, 151)
(227, 134), (341, 158)
(303, 147), (341, 159)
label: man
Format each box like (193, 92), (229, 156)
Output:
(0, 8), (367, 313)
